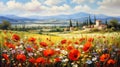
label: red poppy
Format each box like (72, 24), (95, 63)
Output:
(26, 47), (33, 52)
(12, 34), (20, 41)
(4, 42), (10, 47)
(83, 42), (92, 52)
(100, 54), (110, 62)
(61, 39), (67, 44)
(28, 37), (36, 43)
(2, 54), (9, 60)
(68, 49), (80, 61)
(79, 38), (85, 42)
(40, 42), (48, 47)
(67, 45), (74, 50)
(88, 38), (94, 42)
(43, 49), (55, 57)
(28, 58), (36, 64)
(54, 58), (61, 62)
(36, 57), (45, 64)
(107, 59), (115, 64)
(16, 54), (26, 62)
(33, 45), (38, 50)
(7, 43), (15, 49)
(74, 41), (79, 44)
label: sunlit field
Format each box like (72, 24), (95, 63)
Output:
(0, 30), (120, 67)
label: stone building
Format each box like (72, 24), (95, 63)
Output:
(83, 20), (107, 30)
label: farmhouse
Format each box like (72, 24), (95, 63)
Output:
(83, 20), (107, 30)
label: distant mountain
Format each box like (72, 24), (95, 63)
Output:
(0, 16), (18, 23)
(28, 12), (120, 21)
(0, 15), (38, 23)
(0, 12), (120, 23)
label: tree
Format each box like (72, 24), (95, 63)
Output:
(76, 21), (79, 27)
(105, 19), (108, 25)
(109, 19), (118, 29)
(0, 20), (11, 30)
(88, 15), (93, 25)
(86, 18), (89, 26)
(94, 15), (96, 24)
(105, 19), (108, 28)
(69, 19), (73, 27)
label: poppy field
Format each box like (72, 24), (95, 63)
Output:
(0, 30), (120, 67)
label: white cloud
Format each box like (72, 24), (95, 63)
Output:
(44, 0), (65, 6)
(98, 0), (120, 8)
(0, 2), (6, 12)
(24, 0), (41, 12)
(72, 0), (85, 4)
(72, 0), (95, 4)
(74, 5), (90, 11)
(0, 0), (120, 17)
(6, 0), (23, 10)
(96, 0), (120, 16)
(89, 0), (95, 3)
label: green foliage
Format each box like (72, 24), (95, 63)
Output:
(91, 28), (100, 32)
(49, 28), (63, 32)
(0, 20), (11, 30)
(109, 19), (118, 29)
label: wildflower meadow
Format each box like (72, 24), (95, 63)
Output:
(0, 30), (120, 67)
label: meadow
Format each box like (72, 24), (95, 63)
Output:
(0, 30), (120, 67)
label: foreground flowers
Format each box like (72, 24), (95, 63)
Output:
(68, 49), (80, 61)
(1, 31), (120, 67)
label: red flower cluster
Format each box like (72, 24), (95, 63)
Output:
(107, 59), (116, 64)
(61, 39), (67, 44)
(2, 54), (9, 60)
(67, 45), (74, 50)
(43, 49), (55, 57)
(79, 38), (85, 42)
(83, 42), (92, 52)
(12, 34), (20, 41)
(54, 58), (61, 62)
(28, 58), (36, 64)
(36, 57), (45, 64)
(68, 49), (80, 61)
(88, 38), (94, 42)
(4, 42), (15, 49)
(16, 54), (26, 62)
(100, 54), (110, 62)
(28, 37), (36, 43)
(40, 42), (48, 47)
(26, 47), (33, 52)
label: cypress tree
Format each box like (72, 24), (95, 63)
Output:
(87, 18), (89, 26)
(94, 15), (96, 24)
(76, 20), (79, 27)
(105, 19), (108, 25)
(69, 19), (73, 27)
(88, 15), (93, 25)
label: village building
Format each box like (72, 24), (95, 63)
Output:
(83, 20), (107, 30)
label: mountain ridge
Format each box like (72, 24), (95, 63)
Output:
(0, 12), (120, 23)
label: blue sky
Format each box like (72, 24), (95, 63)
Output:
(0, 0), (120, 17)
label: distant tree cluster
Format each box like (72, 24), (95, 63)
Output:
(107, 19), (120, 30)
(0, 20), (11, 30)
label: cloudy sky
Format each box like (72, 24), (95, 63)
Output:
(0, 0), (120, 17)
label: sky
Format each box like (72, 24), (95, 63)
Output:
(0, 0), (120, 17)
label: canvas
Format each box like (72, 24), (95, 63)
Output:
(0, 0), (120, 67)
